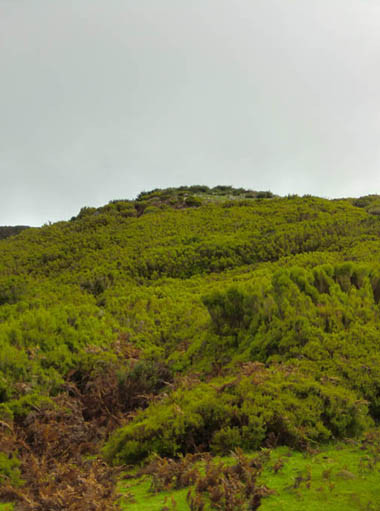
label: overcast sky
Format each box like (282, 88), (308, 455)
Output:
(1, 0), (380, 225)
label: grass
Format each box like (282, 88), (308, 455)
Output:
(119, 442), (380, 511)
(120, 477), (189, 511)
(260, 444), (380, 511)
(1, 443), (379, 510)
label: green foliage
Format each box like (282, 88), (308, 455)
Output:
(0, 453), (23, 487)
(121, 440), (380, 511)
(3, 186), (380, 493)
(0, 276), (28, 305)
(0, 226), (29, 241)
(103, 366), (368, 464)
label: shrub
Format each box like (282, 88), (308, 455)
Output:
(185, 196), (203, 207)
(103, 367), (369, 464)
(0, 277), (27, 305)
(0, 453), (24, 487)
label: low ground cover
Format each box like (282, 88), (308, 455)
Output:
(119, 439), (380, 511)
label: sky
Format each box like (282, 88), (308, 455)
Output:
(1, 0), (380, 226)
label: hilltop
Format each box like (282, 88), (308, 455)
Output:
(1, 187), (380, 510)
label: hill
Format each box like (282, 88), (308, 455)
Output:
(0, 226), (29, 241)
(1, 187), (380, 510)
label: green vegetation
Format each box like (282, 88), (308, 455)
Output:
(120, 441), (380, 511)
(1, 187), (380, 509)
(0, 226), (29, 241)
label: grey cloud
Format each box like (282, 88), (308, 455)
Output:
(1, 0), (380, 224)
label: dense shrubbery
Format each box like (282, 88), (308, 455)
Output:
(198, 263), (380, 417)
(2, 187), (380, 506)
(0, 226), (29, 241)
(103, 364), (368, 464)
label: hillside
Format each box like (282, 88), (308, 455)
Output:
(0, 226), (29, 241)
(1, 186), (380, 510)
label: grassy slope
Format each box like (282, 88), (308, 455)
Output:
(1, 188), (380, 508)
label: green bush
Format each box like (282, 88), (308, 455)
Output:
(103, 367), (368, 464)
(0, 453), (24, 487)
